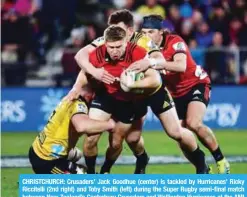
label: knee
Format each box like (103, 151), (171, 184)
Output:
(186, 118), (202, 132)
(84, 135), (99, 150)
(167, 126), (183, 141)
(125, 134), (141, 145)
(111, 138), (124, 150)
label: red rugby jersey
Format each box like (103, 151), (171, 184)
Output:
(160, 33), (210, 98)
(89, 42), (147, 101)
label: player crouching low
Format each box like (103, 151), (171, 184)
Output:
(29, 86), (115, 174)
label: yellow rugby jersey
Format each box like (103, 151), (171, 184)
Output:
(32, 97), (88, 160)
(91, 32), (159, 54)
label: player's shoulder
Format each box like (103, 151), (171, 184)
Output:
(167, 34), (184, 43)
(166, 34), (187, 51)
(72, 97), (89, 114)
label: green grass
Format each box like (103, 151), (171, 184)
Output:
(2, 130), (247, 156)
(1, 130), (247, 197)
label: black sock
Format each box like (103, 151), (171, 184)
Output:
(135, 150), (148, 164)
(184, 147), (207, 173)
(211, 147), (224, 162)
(84, 155), (97, 174)
(100, 158), (116, 174)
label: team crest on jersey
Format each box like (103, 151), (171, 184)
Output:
(172, 42), (186, 51)
(77, 103), (88, 114)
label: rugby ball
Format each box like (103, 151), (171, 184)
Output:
(120, 70), (144, 93)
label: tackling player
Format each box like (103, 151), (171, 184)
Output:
(29, 86), (115, 174)
(129, 14), (230, 174)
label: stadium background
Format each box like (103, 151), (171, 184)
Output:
(1, 0), (247, 196)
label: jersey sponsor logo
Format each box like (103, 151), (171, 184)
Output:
(192, 96), (200, 100)
(172, 42), (186, 51)
(77, 103), (88, 114)
(91, 101), (101, 106)
(129, 115), (134, 122)
(163, 101), (170, 109)
(50, 144), (65, 158)
(193, 90), (202, 95)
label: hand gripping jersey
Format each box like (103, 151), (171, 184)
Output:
(160, 33), (211, 98)
(91, 32), (159, 54)
(32, 97), (88, 160)
(89, 42), (147, 101)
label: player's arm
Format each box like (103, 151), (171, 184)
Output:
(132, 69), (161, 89)
(121, 69), (162, 89)
(71, 114), (115, 135)
(128, 35), (167, 73)
(74, 39), (115, 84)
(151, 39), (188, 72)
(152, 53), (187, 72)
(148, 51), (167, 69)
(74, 44), (97, 75)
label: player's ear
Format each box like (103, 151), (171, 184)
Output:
(127, 26), (134, 34)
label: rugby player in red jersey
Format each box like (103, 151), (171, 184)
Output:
(129, 14), (230, 174)
(88, 25), (210, 174)
(66, 10), (166, 174)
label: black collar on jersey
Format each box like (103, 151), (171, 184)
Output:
(159, 33), (166, 49)
(129, 32), (136, 42)
(78, 96), (89, 108)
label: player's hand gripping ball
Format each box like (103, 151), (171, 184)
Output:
(120, 70), (144, 93)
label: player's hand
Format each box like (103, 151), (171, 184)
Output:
(128, 59), (150, 73)
(120, 70), (135, 89)
(92, 68), (115, 84)
(108, 119), (116, 132)
(64, 86), (81, 102)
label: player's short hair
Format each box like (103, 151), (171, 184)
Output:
(108, 9), (134, 27)
(142, 14), (163, 30)
(104, 25), (127, 42)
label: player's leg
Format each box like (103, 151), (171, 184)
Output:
(100, 121), (133, 173)
(149, 87), (209, 173)
(185, 84), (230, 173)
(83, 93), (112, 174)
(100, 100), (143, 174)
(125, 117), (149, 174)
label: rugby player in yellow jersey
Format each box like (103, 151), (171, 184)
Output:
(29, 86), (115, 174)
(65, 9), (166, 174)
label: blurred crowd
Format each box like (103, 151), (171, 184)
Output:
(1, 0), (247, 86)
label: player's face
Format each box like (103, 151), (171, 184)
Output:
(115, 22), (134, 41)
(141, 28), (163, 45)
(106, 39), (127, 60)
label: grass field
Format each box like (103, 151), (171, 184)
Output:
(1, 130), (247, 197)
